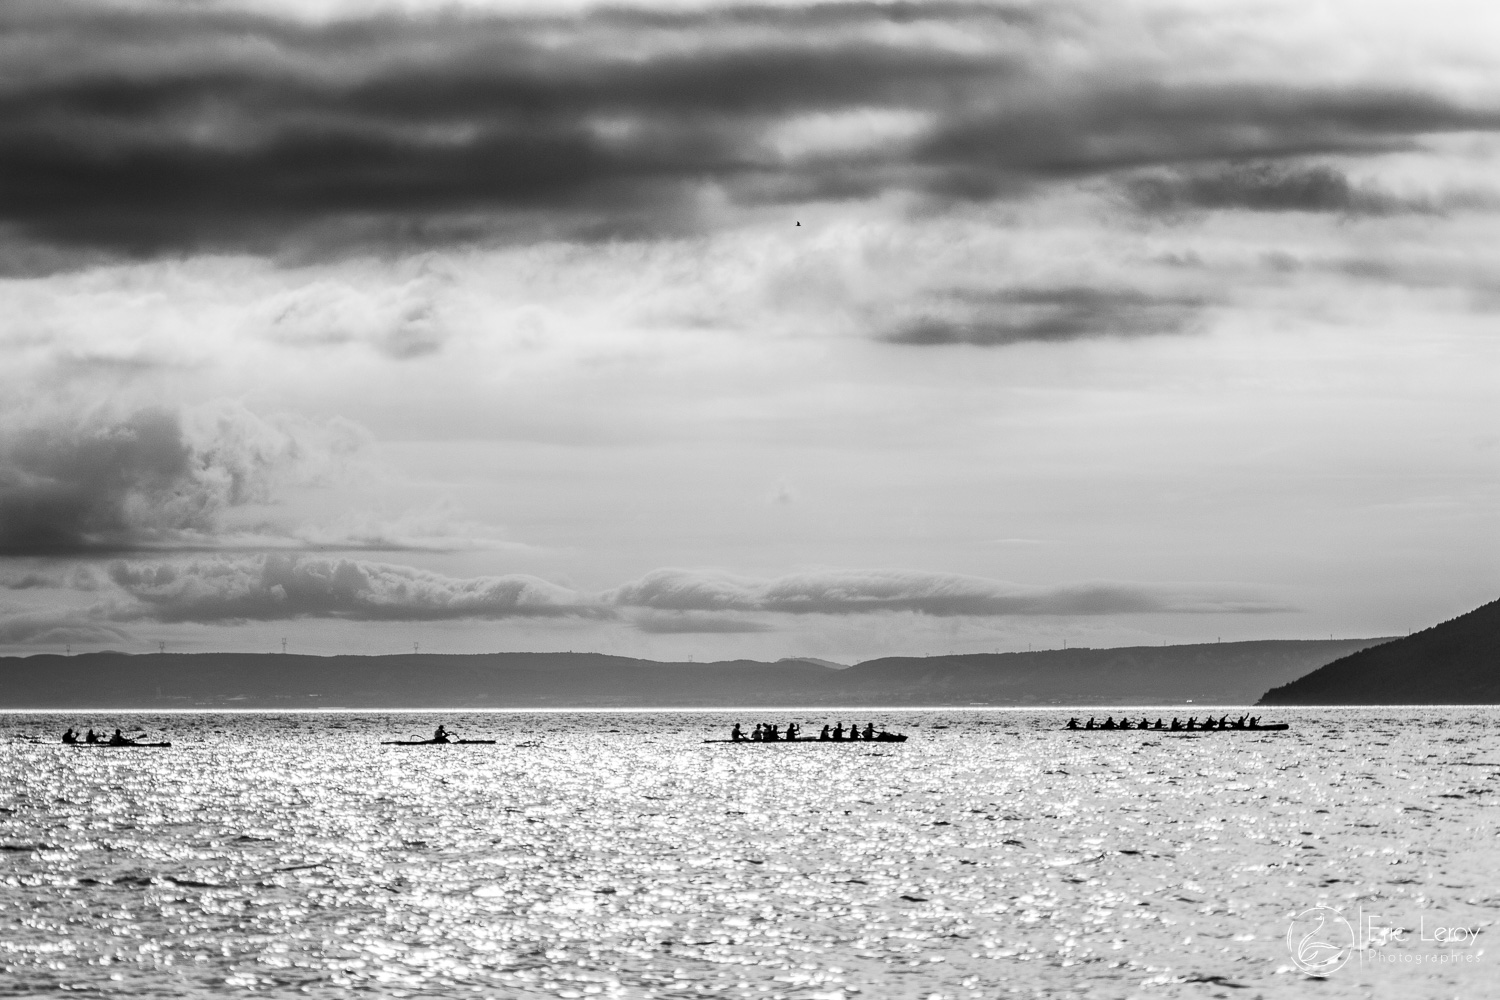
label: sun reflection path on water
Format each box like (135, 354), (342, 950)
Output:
(1, 709), (1496, 998)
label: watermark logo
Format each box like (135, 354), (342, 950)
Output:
(1286, 905), (1355, 977)
(1285, 906), (1483, 975)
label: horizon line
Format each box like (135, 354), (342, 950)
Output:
(2, 704), (1491, 715)
(0, 634), (1393, 662)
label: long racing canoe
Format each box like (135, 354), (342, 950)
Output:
(703, 734), (908, 744)
(1064, 724), (1288, 732)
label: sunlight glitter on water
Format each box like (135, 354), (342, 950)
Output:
(1, 709), (1496, 998)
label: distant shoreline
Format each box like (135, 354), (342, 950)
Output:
(5, 703), (1498, 714)
(0, 638), (1394, 709)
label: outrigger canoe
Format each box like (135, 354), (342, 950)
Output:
(380, 739), (497, 745)
(703, 734), (908, 744)
(1064, 724), (1288, 732)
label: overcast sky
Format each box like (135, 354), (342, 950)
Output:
(1, 0), (1496, 660)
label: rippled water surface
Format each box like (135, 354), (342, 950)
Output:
(2, 708), (1496, 998)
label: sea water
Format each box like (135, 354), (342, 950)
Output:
(1, 708), (1495, 998)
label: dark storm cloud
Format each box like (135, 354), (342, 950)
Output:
(3, 1), (1498, 256)
(0, 409), (211, 556)
(1123, 162), (1418, 215)
(0, 406), (357, 555)
(106, 554), (606, 623)
(912, 86), (1500, 190)
(609, 569), (1288, 616)
(889, 287), (1203, 346)
(0, 1), (1009, 254)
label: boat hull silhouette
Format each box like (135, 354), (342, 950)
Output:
(703, 735), (908, 744)
(1065, 724), (1288, 733)
(380, 739), (498, 745)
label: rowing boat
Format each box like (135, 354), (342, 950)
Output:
(1063, 724), (1288, 732)
(703, 734), (908, 744)
(380, 739), (498, 745)
(69, 742), (173, 748)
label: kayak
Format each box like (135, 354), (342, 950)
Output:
(1063, 724), (1289, 732)
(381, 734), (498, 743)
(703, 734), (908, 744)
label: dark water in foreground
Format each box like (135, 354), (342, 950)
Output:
(2, 708), (1495, 998)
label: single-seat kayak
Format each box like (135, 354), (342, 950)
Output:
(380, 739), (498, 745)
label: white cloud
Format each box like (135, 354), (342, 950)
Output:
(107, 554), (605, 622)
(0, 609), (129, 646)
(609, 567), (1291, 617)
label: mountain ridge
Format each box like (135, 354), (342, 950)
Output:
(1259, 598), (1500, 704)
(0, 638), (1388, 708)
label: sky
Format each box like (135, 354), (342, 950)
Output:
(0, 0), (1496, 661)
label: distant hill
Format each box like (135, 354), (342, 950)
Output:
(0, 652), (838, 710)
(1260, 599), (1500, 704)
(841, 639), (1386, 706)
(0, 638), (1385, 709)
(781, 656), (850, 670)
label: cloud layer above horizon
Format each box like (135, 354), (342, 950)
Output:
(1, 0), (1497, 658)
(0, 554), (1291, 646)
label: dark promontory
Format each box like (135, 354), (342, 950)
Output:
(1259, 597), (1500, 704)
(0, 637), (1384, 709)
